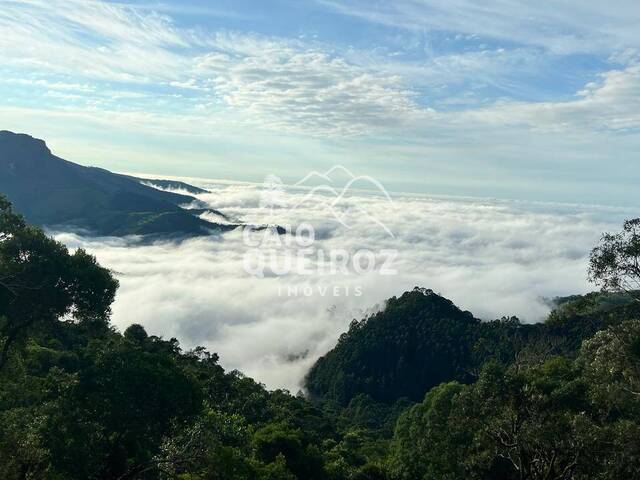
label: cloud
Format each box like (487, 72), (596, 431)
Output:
(191, 33), (418, 135)
(316, 0), (640, 56)
(53, 178), (635, 392)
(2, 0), (640, 139)
(445, 64), (640, 132)
(0, 1), (420, 136)
(0, 0), (189, 82)
(3, 0), (638, 138)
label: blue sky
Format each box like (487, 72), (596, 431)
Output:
(1, 0), (639, 205)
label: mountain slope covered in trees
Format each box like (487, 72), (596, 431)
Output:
(1, 195), (639, 479)
(0, 131), (230, 237)
(305, 287), (638, 405)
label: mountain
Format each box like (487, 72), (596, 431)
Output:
(305, 287), (638, 405)
(0, 131), (231, 237)
(305, 288), (481, 405)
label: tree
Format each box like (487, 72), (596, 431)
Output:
(578, 320), (640, 479)
(390, 382), (469, 480)
(55, 338), (203, 479)
(470, 359), (594, 480)
(589, 218), (640, 300)
(0, 195), (118, 368)
(124, 323), (149, 344)
(581, 319), (640, 411)
(252, 423), (323, 479)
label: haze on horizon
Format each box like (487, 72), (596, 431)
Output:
(0, 0), (639, 206)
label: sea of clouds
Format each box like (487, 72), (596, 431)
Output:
(53, 177), (634, 392)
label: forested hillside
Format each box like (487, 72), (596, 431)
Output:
(0, 131), (229, 237)
(1, 195), (639, 479)
(306, 287), (638, 405)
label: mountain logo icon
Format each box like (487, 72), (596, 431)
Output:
(259, 165), (395, 238)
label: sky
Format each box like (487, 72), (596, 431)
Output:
(1, 0), (639, 205)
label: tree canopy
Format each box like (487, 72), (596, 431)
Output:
(1, 199), (639, 479)
(589, 218), (640, 300)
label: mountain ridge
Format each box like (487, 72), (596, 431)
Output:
(305, 286), (637, 405)
(0, 130), (230, 237)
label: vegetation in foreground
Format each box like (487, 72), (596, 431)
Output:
(1, 195), (639, 479)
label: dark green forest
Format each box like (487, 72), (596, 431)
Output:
(305, 287), (639, 405)
(0, 131), (230, 237)
(1, 195), (639, 479)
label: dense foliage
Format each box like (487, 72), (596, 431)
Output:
(1, 195), (639, 479)
(305, 287), (637, 405)
(389, 320), (640, 479)
(589, 217), (640, 299)
(0, 196), (389, 479)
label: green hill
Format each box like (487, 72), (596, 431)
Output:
(305, 287), (639, 405)
(0, 131), (230, 237)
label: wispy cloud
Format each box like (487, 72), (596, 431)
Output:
(1, 0), (639, 204)
(4, 0), (639, 137)
(0, 0), (421, 135)
(0, 0), (189, 81)
(316, 0), (640, 55)
(455, 65), (640, 132)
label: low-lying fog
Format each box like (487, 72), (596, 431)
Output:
(53, 177), (634, 391)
